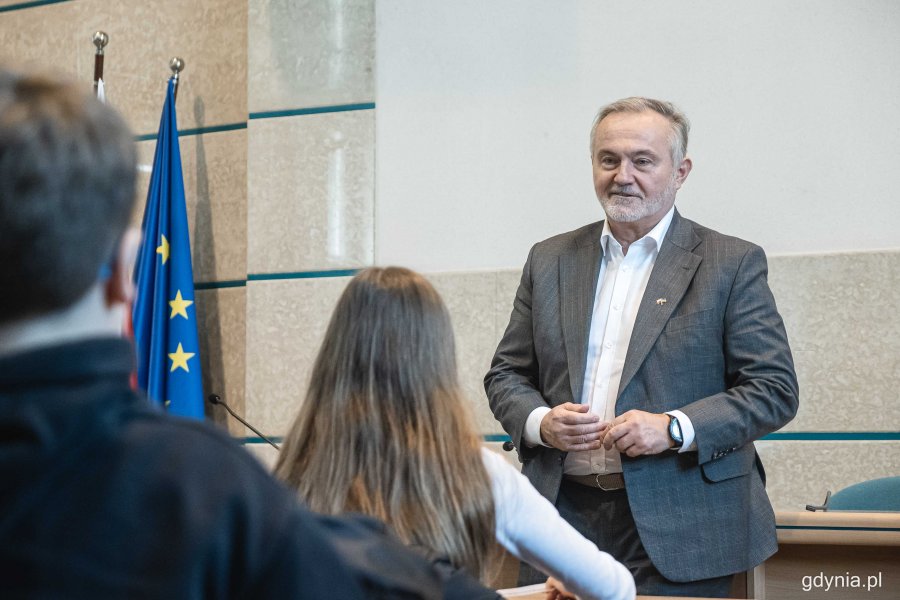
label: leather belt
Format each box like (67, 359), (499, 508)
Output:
(565, 472), (625, 491)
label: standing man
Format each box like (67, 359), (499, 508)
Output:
(485, 97), (798, 597)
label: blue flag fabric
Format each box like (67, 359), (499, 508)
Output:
(132, 78), (204, 419)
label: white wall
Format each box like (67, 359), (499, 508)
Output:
(375, 0), (900, 271)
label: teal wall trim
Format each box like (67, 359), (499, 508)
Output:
(133, 104), (375, 141)
(249, 103), (376, 120)
(248, 269), (360, 281)
(186, 270), (362, 289)
(194, 280), (246, 291)
(135, 122), (247, 142)
(242, 436), (285, 445)
(764, 432), (900, 441)
(0, 0), (71, 13)
(475, 432), (900, 444)
(243, 432), (900, 445)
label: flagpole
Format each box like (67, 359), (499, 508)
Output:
(132, 66), (205, 419)
(169, 57), (185, 102)
(92, 31), (108, 99)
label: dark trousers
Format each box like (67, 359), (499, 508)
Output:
(518, 478), (735, 598)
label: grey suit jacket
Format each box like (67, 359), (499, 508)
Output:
(484, 210), (799, 582)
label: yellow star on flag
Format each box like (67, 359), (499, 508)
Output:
(156, 234), (170, 264)
(168, 343), (195, 373)
(169, 290), (194, 320)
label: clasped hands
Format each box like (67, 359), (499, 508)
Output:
(539, 403), (673, 456)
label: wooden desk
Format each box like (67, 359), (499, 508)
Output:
(496, 510), (899, 599)
(507, 595), (717, 600)
(751, 510), (900, 600)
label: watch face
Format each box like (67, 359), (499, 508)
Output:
(669, 415), (683, 444)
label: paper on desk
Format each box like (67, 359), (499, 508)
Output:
(497, 583), (548, 597)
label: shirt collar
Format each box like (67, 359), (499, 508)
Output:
(600, 205), (676, 254)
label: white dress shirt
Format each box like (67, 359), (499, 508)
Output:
(523, 207), (696, 473)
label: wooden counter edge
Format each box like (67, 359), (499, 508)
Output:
(775, 510), (900, 546)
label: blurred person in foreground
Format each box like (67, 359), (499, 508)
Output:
(0, 68), (492, 599)
(275, 266), (635, 600)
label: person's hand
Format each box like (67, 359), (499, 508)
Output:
(539, 403), (607, 451)
(600, 409), (672, 456)
(545, 576), (577, 599)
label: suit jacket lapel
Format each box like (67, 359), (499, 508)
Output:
(560, 222), (604, 405)
(618, 210), (702, 400)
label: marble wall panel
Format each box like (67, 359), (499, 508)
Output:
(244, 276), (352, 436)
(196, 287), (247, 437)
(428, 271), (499, 434)
(71, 0), (247, 136)
(248, 0), (374, 113)
(247, 111), (374, 274)
(768, 251), (900, 432)
(493, 268), (523, 341)
(0, 2), (81, 73)
(135, 129), (248, 284)
(757, 440), (900, 511)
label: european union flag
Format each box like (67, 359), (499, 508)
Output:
(132, 78), (204, 419)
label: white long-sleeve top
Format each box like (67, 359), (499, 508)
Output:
(482, 448), (636, 600)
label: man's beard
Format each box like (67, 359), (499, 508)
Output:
(600, 177), (677, 223)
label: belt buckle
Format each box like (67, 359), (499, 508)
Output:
(595, 473), (621, 491)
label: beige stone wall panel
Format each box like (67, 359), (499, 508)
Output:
(244, 276), (351, 436)
(247, 111), (374, 274)
(428, 271), (499, 434)
(196, 287), (247, 437)
(248, 0), (374, 113)
(757, 440), (900, 511)
(135, 129), (248, 284)
(0, 3), (81, 75)
(72, 0), (248, 135)
(769, 251), (900, 432)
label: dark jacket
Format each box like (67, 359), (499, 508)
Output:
(0, 338), (497, 599)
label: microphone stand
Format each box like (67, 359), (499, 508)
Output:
(208, 394), (280, 450)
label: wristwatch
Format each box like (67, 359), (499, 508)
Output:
(667, 414), (683, 449)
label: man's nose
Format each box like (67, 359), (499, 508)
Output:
(613, 162), (634, 184)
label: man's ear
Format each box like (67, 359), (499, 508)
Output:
(104, 228), (141, 307)
(674, 156), (693, 190)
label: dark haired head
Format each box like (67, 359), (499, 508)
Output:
(0, 69), (136, 324)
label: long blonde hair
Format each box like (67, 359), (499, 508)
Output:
(275, 267), (498, 580)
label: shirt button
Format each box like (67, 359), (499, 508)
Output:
(604, 341), (613, 349)
(613, 304), (621, 311)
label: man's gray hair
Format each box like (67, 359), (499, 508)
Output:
(590, 97), (690, 166)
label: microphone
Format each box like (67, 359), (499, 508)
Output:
(208, 394), (280, 450)
(502, 441), (515, 452)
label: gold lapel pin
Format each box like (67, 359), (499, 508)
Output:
(656, 298), (667, 305)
